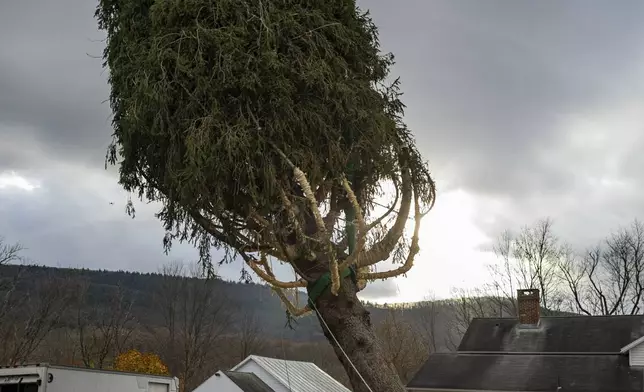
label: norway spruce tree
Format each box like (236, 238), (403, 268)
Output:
(96, 1), (436, 390)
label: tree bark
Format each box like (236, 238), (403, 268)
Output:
(313, 275), (406, 392)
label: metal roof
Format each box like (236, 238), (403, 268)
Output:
(231, 355), (350, 392)
(223, 371), (275, 392)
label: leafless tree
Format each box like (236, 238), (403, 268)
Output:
(76, 280), (136, 368)
(235, 309), (267, 361)
(488, 230), (519, 316)
(34, 327), (80, 366)
(488, 218), (566, 316)
(0, 237), (23, 266)
(154, 261), (233, 391)
(0, 238), (25, 321)
(416, 293), (441, 353)
(444, 287), (497, 350)
(0, 270), (73, 365)
(375, 308), (429, 384)
(559, 219), (644, 315)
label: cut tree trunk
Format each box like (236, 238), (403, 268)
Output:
(313, 275), (406, 392)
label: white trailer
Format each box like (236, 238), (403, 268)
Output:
(0, 364), (179, 392)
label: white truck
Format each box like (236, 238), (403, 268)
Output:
(0, 364), (179, 392)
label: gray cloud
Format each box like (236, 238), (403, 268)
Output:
(366, 0), (644, 196)
(0, 0), (110, 169)
(3, 0), (644, 299)
(361, 0), (644, 256)
(0, 169), (247, 279)
(359, 279), (401, 302)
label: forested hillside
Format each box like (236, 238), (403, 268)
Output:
(0, 262), (484, 389)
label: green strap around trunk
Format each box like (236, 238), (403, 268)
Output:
(307, 266), (357, 308)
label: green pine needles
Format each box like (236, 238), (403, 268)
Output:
(97, 0), (435, 307)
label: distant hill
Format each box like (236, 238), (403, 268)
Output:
(0, 264), (574, 344)
(0, 263), (326, 341)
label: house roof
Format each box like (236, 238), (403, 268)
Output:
(223, 371), (275, 392)
(407, 353), (643, 392)
(231, 355), (350, 392)
(458, 315), (644, 353)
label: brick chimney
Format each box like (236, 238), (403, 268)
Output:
(517, 289), (540, 325)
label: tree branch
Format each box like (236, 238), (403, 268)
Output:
(366, 183), (400, 232)
(339, 177), (367, 270)
(239, 251), (307, 289)
(272, 287), (311, 317)
(359, 192), (421, 280)
(358, 168), (413, 268)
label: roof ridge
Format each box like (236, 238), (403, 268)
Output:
(472, 314), (644, 321)
(250, 354), (312, 365)
(453, 352), (623, 357)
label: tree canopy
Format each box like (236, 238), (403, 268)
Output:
(97, 0), (435, 314)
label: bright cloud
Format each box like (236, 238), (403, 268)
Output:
(0, 171), (40, 192)
(371, 189), (497, 303)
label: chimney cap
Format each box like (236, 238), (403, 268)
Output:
(517, 288), (540, 298)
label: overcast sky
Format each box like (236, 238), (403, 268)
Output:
(2, 0), (644, 303)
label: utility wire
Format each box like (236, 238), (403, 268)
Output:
(310, 301), (374, 392)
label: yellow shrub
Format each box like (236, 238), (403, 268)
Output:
(114, 349), (170, 376)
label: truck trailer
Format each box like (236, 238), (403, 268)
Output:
(0, 364), (179, 392)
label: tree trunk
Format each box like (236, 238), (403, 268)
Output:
(313, 275), (406, 392)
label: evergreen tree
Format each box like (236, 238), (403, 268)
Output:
(96, 1), (436, 390)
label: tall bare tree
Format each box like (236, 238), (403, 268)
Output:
(444, 287), (498, 350)
(488, 230), (519, 317)
(416, 293), (441, 353)
(235, 309), (267, 362)
(0, 238), (24, 323)
(154, 262), (233, 391)
(376, 309), (429, 384)
(0, 269), (72, 365)
(76, 280), (136, 368)
(559, 219), (644, 315)
(488, 218), (565, 315)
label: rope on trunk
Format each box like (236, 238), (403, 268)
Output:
(310, 301), (374, 392)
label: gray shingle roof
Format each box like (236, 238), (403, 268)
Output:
(407, 353), (643, 392)
(458, 315), (644, 352)
(223, 371), (275, 392)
